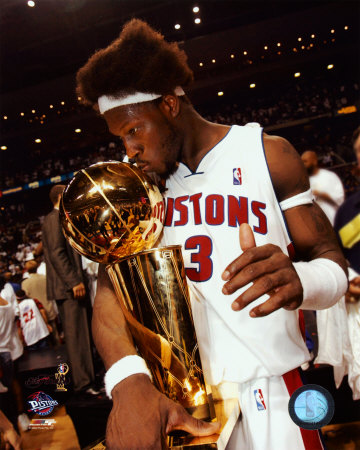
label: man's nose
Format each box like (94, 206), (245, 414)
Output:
(125, 144), (140, 160)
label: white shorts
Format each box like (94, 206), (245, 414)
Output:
(227, 369), (324, 450)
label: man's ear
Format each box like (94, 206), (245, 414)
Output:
(159, 94), (180, 119)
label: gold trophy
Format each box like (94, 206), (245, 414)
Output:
(60, 161), (239, 449)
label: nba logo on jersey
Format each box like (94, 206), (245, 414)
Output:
(233, 168), (242, 185)
(254, 389), (266, 410)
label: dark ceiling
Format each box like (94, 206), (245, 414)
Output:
(1, 0), (358, 96)
(0, 1), (359, 135)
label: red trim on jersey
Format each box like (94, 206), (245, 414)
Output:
(33, 298), (44, 310)
(287, 242), (296, 261)
(298, 309), (306, 341)
(282, 369), (324, 450)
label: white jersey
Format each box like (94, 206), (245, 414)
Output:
(18, 299), (49, 346)
(160, 125), (310, 385)
(309, 168), (344, 225)
(0, 302), (16, 353)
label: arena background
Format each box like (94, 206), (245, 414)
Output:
(0, 1), (359, 449)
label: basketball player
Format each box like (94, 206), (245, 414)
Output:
(76, 20), (348, 449)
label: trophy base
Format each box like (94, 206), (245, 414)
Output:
(168, 397), (240, 449)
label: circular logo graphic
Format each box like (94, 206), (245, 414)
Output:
(27, 391), (59, 416)
(58, 363), (69, 375)
(288, 384), (334, 430)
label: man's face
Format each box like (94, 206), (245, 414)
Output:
(104, 101), (183, 178)
(354, 135), (360, 168)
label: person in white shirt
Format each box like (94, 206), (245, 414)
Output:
(16, 290), (51, 350)
(301, 150), (345, 225)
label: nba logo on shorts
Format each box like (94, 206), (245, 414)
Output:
(233, 168), (242, 185)
(254, 389), (266, 410)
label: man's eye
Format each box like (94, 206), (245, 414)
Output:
(128, 127), (138, 136)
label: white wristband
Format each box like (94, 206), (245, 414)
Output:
(293, 258), (348, 310)
(104, 355), (152, 399)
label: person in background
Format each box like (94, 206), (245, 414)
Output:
(332, 125), (360, 400)
(21, 260), (60, 346)
(0, 280), (28, 434)
(42, 185), (98, 395)
(301, 149), (347, 377)
(16, 290), (51, 351)
(301, 150), (345, 225)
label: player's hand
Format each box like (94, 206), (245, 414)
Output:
(47, 324), (53, 333)
(222, 223), (303, 317)
(3, 426), (22, 450)
(106, 374), (220, 449)
(72, 282), (86, 299)
(345, 276), (360, 303)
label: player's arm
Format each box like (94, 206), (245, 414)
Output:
(93, 265), (219, 449)
(35, 299), (52, 333)
(222, 134), (347, 317)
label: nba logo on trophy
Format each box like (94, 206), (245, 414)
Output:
(254, 389), (266, 410)
(233, 168), (242, 185)
(55, 363), (69, 392)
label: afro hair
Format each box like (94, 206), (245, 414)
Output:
(76, 19), (194, 108)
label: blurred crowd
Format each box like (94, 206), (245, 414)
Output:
(1, 78), (359, 191)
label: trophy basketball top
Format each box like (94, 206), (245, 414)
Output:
(59, 161), (165, 264)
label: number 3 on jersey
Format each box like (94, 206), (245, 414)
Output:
(185, 235), (213, 282)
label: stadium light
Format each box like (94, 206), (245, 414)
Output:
(199, 62), (203, 66)
(331, 29), (335, 34)
(32, 109), (36, 113)
(174, 24), (181, 30)
(194, 18), (201, 24)
(243, 51), (247, 55)
(277, 42), (281, 47)
(250, 83), (256, 88)
(1, 146), (7, 150)
(217, 91), (224, 96)
(28, 1), (35, 7)
(327, 64), (334, 69)
(193, 6), (199, 13)
(50, 105), (53, 109)
(3, 116), (7, 120)
(264, 46), (268, 50)
(344, 26), (349, 30)
(212, 59), (216, 63)
(298, 37), (302, 42)
(61, 101), (65, 105)
(230, 54), (234, 58)
(311, 34), (315, 38)
(35, 138), (41, 143)
(294, 72), (301, 78)
(75, 129), (81, 133)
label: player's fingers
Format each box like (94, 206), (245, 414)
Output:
(222, 244), (281, 281)
(222, 258), (277, 295)
(166, 406), (221, 436)
(231, 269), (290, 311)
(239, 223), (256, 252)
(249, 285), (302, 317)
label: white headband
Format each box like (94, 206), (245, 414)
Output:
(98, 86), (185, 114)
